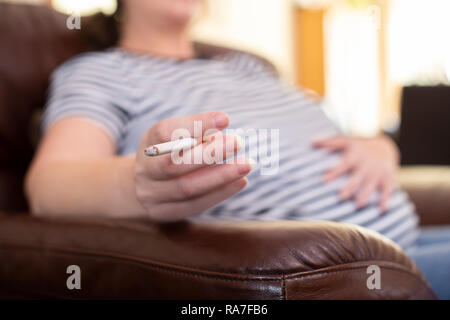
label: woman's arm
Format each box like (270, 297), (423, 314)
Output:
(25, 118), (146, 218)
(26, 112), (253, 222)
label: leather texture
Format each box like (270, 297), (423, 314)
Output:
(0, 213), (436, 299)
(400, 167), (450, 225)
(0, 3), (87, 213)
(0, 3), (443, 299)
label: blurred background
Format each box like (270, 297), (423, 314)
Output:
(2, 0), (450, 162)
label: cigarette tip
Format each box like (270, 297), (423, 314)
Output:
(144, 146), (159, 157)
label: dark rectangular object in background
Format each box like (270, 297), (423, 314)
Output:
(399, 86), (450, 165)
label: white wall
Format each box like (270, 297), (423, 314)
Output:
(192, 0), (296, 83)
(323, 4), (381, 136)
(388, 0), (450, 85)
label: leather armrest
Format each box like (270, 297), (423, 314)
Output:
(399, 166), (450, 226)
(0, 213), (435, 299)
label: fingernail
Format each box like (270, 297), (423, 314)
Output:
(238, 159), (256, 175)
(214, 113), (229, 129)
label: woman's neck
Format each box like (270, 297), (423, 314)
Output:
(118, 20), (194, 60)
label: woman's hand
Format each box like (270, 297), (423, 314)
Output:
(314, 135), (400, 212)
(134, 112), (254, 222)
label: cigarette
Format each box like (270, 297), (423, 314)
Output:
(144, 137), (205, 157)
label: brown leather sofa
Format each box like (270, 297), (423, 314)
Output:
(0, 3), (448, 300)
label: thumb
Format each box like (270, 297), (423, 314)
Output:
(313, 135), (350, 150)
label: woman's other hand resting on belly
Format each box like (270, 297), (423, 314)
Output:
(25, 112), (254, 222)
(314, 135), (400, 212)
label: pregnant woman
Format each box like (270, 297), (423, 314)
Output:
(25, 0), (450, 298)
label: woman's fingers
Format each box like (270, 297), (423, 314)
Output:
(339, 166), (368, 200)
(355, 174), (380, 208)
(379, 176), (395, 213)
(145, 112), (229, 145)
(315, 135), (400, 212)
(153, 178), (249, 222)
(134, 113), (252, 222)
(323, 152), (358, 182)
(146, 133), (243, 180)
(314, 136), (350, 151)
(341, 167), (395, 211)
(156, 158), (255, 202)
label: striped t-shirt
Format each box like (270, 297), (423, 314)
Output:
(43, 47), (420, 249)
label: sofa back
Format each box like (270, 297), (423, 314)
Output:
(0, 3), (92, 212)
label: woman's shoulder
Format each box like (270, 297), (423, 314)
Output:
(51, 49), (126, 82)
